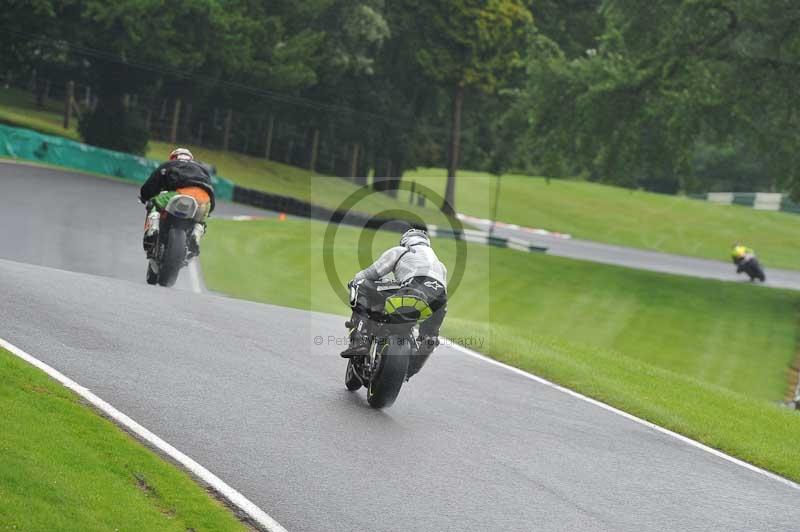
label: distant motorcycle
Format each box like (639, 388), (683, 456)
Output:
(736, 255), (766, 283)
(344, 280), (418, 408)
(146, 189), (209, 287)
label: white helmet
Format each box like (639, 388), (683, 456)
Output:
(169, 147), (194, 161)
(400, 228), (430, 248)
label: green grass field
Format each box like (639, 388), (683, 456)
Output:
(0, 348), (246, 531)
(406, 168), (800, 270)
(201, 217), (800, 482)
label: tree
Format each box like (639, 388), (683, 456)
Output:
(523, 0), (800, 195)
(61, 1), (325, 154)
(400, 0), (535, 214)
(0, 1), (85, 100)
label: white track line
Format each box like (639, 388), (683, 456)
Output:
(187, 260), (203, 294)
(444, 340), (800, 492)
(0, 337), (287, 532)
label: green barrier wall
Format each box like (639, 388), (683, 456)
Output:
(731, 193), (756, 207)
(0, 124), (233, 200)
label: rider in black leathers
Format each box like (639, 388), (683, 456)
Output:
(139, 148), (215, 257)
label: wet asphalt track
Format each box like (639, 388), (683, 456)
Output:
(1, 161), (799, 531)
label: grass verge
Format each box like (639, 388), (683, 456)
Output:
(405, 168), (800, 270)
(0, 348), (248, 531)
(201, 217), (800, 482)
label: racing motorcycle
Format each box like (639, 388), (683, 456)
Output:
(146, 188), (209, 287)
(344, 280), (419, 408)
(737, 255), (766, 283)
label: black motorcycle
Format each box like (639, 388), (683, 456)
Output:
(146, 192), (205, 287)
(344, 281), (418, 408)
(737, 256), (766, 283)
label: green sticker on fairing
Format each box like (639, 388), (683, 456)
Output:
(151, 191), (178, 210)
(384, 295), (432, 322)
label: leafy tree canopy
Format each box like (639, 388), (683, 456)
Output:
(523, 0), (800, 194)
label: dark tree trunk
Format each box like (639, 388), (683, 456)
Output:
(34, 76), (47, 109)
(222, 108), (233, 151)
(264, 115), (274, 159)
(443, 83), (464, 216)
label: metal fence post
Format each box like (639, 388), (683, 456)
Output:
(350, 143), (360, 181)
(223, 108), (233, 151)
(63, 81), (74, 130)
(265, 114), (274, 159)
(170, 98), (182, 144)
(309, 128), (320, 172)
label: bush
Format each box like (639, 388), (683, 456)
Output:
(78, 99), (148, 155)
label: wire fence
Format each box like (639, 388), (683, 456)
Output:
(2, 72), (481, 182)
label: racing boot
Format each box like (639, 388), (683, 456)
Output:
(146, 261), (158, 285)
(340, 316), (370, 358)
(188, 222), (205, 258)
(406, 335), (439, 380)
(143, 210), (161, 259)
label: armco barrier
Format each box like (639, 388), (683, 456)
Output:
(0, 124), (233, 200)
(781, 197), (800, 214)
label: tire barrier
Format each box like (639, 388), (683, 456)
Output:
(456, 213), (572, 240)
(692, 190), (800, 214)
(427, 225), (547, 253)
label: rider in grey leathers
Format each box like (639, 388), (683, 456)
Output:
(341, 228), (448, 379)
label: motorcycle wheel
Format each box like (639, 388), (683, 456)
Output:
(749, 259), (766, 283)
(367, 335), (411, 409)
(345, 359), (362, 391)
(158, 227), (187, 287)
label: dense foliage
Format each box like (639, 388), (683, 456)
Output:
(4, 1), (799, 206)
(524, 0), (800, 196)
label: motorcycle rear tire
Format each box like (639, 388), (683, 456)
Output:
(158, 227), (186, 287)
(367, 336), (410, 409)
(747, 260), (766, 283)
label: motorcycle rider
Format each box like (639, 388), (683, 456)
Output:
(731, 242), (756, 273)
(341, 228), (448, 380)
(139, 148), (215, 260)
